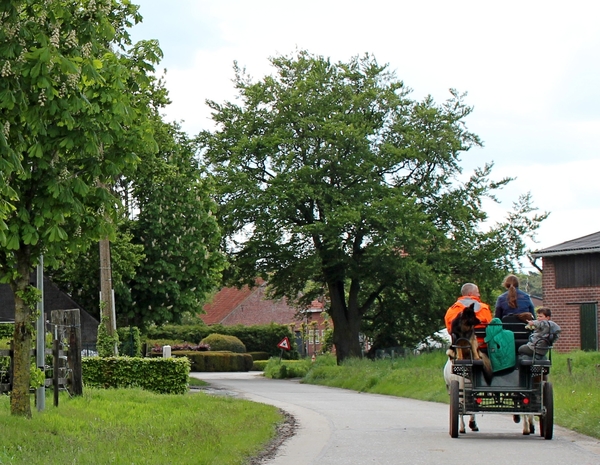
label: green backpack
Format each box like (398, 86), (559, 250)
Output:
(484, 318), (516, 372)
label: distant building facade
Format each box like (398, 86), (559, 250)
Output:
(201, 280), (331, 356)
(532, 231), (600, 352)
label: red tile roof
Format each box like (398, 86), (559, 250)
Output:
(201, 285), (255, 325)
(200, 282), (303, 326)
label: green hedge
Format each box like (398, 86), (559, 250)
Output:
(145, 323), (299, 358)
(251, 360), (269, 371)
(82, 357), (190, 394)
(248, 351), (270, 361)
(200, 334), (246, 353)
(172, 351), (253, 372)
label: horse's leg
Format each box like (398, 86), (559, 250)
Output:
(469, 415), (479, 431)
(459, 414), (466, 434)
(522, 414), (535, 435)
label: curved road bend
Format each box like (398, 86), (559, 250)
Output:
(191, 372), (600, 465)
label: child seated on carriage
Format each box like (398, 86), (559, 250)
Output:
(518, 307), (561, 357)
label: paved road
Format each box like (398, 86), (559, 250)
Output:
(191, 372), (600, 465)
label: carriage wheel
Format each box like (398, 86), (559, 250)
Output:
(449, 380), (460, 438)
(542, 382), (554, 440)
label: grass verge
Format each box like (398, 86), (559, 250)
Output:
(0, 388), (281, 465)
(302, 350), (600, 439)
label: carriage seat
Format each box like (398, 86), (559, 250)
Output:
(518, 358), (552, 367)
(452, 358), (484, 366)
(501, 315), (530, 353)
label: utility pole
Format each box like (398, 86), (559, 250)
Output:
(35, 255), (45, 411)
(99, 238), (117, 354)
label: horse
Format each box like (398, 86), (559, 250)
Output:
(443, 358), (479, 433)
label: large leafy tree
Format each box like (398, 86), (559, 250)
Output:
(124, 120), (225, 327)
(200, 50), (546, 363)
(0, 0), (161, 416)
(49, 119), (226, 328)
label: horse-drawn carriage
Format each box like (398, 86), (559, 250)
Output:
(447, 316), (554, 439)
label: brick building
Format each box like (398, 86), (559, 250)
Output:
(531, 231), (600, 352)
(201, 280), (331, 356)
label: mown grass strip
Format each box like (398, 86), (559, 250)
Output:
(0, 388), (281, 465)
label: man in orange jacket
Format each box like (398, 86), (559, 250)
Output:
(445, 283), (493, 348)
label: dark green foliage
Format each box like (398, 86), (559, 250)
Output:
(248, 351), (270, 361)
(145, 323), (299, 358)
(200, 334), (246, 353)
(172, 351), (252, 372)
(82, 356), (189, 394)
(117, 326), (142, 357)
(0, 325), (13, 339)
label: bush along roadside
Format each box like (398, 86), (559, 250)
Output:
(82, 357), (190, 394)
(263, 358), (312, 379)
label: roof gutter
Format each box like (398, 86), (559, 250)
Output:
(530, 247), (600, 258)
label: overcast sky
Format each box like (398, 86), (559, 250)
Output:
(128, 0), (600, 265)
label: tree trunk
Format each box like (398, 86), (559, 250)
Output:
(328, 281), (362, 364)
(10, 252), (33, 417)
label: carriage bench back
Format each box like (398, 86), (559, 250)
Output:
(501, 315), (530, 352)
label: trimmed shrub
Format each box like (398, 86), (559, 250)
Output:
(251, 360), (269, 371)
(248, 351), (270, 361)
(82, 356), (190, 394)
(173, 351), (253, 372)
(145, 323), (299, 358)
(264, 358), (311, 379)
(200, 334), (246, 353)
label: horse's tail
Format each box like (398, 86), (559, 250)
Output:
(481, 352), (493, 384)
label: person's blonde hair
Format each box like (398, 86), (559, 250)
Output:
(503, 274), (519, 309)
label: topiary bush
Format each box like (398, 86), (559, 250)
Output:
(200, 333), (246, 353)
(174, 351), (253, 372)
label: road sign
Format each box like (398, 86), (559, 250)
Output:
(277, 336), (291, 351)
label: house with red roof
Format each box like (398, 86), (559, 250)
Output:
(200, 280), (330, 355)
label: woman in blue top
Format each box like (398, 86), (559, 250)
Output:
(494, 274), (536, 320)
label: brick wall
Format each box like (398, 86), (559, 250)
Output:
(542, 258), (600, 352)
